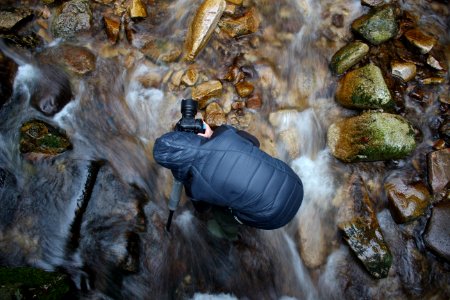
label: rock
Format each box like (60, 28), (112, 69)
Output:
(391, 60), (416, 82)
(404, 28), (437, 54)
(279, 129), (300, 159)
(426, 55), (445, 70)
(351, 5), (398, 45)
(0, 50), (18, 109)
(339, 216), (393, 279)
(218, 7), (260, 38)
(385, 179), (431, 223)
(184, 0), (226, 61)
(361, 0), (384, 7)
(129, 0), (147, 19)
(0, 33), (42, 49)
(141, 38), (182, 64)
(331, 14), (344, 28)
(225, 0), (243, 4)
(327, 112), (416, 162)
(423, 201), (450, 262)
(427, 148), (450, 196)
(192, 80), (223, 109)
(103, 15), (120, 44)
(58, 45), (96, 75)
(52, 0), (92, 40)
(0, 8), (34, 32)
(181, 68), (199, 86)
(227, 109), (253, 130)
(330, 41), (370, 75)
(205, 102), (227, 127)
(224, 3), (237, 15)
(20, 120), (72, 156)
(235, 80), (254, 97)
(246, 93), (262, 109)
(421, 77), (445, 85)
(0, 267), (74, 299)
(336, 63), (394, 110)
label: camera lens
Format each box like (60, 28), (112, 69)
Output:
(181, 99), (197, 119)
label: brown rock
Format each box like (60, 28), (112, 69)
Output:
(205, 102), (227, 127)
(225, 0), (243, 4)
(246, 94), (262, 109)
(423, 201), (450, 262)
(385, 179), (431, 223)
(60, 45), (96, 75)
(427, 148), (450, 196)
(0, 8), (34, 32)
(141, 39), (182, 63)
(391, 60), (416, 82)
(404, 29), (437, 54)
(420, 77), (445, 85)
(129, 0), (147, 19)
(218, 7), (260, 38)
(231, 101), (245, 110)
(103, 15), (120, 44)
(192, 80), (223, 109)
(181, 68), (199, 86)
(235, 81), (254, 97)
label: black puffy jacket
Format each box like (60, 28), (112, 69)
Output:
(153, 125), (303, 230)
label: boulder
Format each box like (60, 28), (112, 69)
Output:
(351, 5), (398, 45)
(330, 41), (369, 75)
(327, 112), (416, 162)
(20, 120), (72, 156)
(427, 148), (450, 196)
(336, 63), (394, 110)
(52, 0), (92, 40)
(184, 0), (226, 61)
(423, 201), (450, 262)
(385, 179), (431, 223)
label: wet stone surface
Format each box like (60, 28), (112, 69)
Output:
(423, 201), (450, 262)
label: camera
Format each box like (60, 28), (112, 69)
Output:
(175, 99), (205, 134)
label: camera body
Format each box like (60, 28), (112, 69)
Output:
(175, 99), (205, 134)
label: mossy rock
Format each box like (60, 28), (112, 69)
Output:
(336, 63), (394, 110)
(327, 112), (416, 162)
(330, 41), (369, 75)
(20, 120), (72, 155)
(340, 217), (393, 279)
(351, 5), (398, 45)
(0, 266), (75, 300)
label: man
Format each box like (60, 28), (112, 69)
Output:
(153, 122), (303, 240)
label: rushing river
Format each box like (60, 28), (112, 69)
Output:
(0, 0), (449, 299)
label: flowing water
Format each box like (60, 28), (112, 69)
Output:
(0, 0), (449, 299)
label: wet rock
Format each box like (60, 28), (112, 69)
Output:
(0, 32), (42, 49)
(336, 63), (394, 110)
(246, 93), (262, 109)
(103, 15), (120, 44)
(0, 51), (18, 109)
(181, 68), (199, 86)
(227, 109), (252, 130)
(420, 77), (445, 85)
(426, 55), (445, 71)
(330, 41), (370, 75)
(0, 266), (74, 299)
(327, 112), (416, 162)
(218, 7), (260, 38)
(52, 0), (93, 40)
(235, 80), (254, 97)
(141, 38), (182, 64)
(192, 79), (223, 109)
(391, 60), (416, 82)
(427, 148), (450, 196)
(59, 44), (96, 75)
(331, 14), (344, 28)
(423, 201), (450, 262)
(224, 3), (237, 15)
(225, 0), (243, 4)
(279, 129), (300, 160)
(129, 0), (147, 19)
(19, 120), (72, 156)
(351, 5), (398, 45)
(361, 0), (384, 7)
(404, 28), (437, 54)
(205, 102), (227, 127)
(385, 179), (431, 223)
(339, 216), (393, 279)
(184, 0), (226, 61)
(0, 8), (34, 32)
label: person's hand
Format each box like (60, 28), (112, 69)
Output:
(198, 122), (213, 138)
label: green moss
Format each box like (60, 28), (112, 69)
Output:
(19, 120), (72, 155)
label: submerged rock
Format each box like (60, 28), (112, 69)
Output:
(330, 41), (370, 75)
(385, 179), (431, 223)
(141, 38), (182, 64)
(327, 112), (416, 162)
(0, 8), (34, 32)
(192, 79), (223, 109)
(423, 201), (450, 262)
(404, 28), (437, 54)
(339, 216), (393, 279)
(351, 5), (398, 45)
(20, 120), (72, 156)
(52, 0), (92, 40)
(336, 64), (394, 110)
(218, 7), (260, 38)
(184, 0), (226, 61)
(103, 15), (120, 44)
(427, 148), (450, 196)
